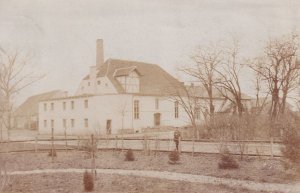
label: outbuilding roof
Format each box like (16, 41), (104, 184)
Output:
(14, 90), (67, 117)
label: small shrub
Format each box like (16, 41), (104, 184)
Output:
(281, 129), (300, 164)
(48, 149), (57, 157)
(83, 170), (94, 192)
(168, 150), (180, 164)
(124, 149), (135, 161)
(218, 149), (239, 169)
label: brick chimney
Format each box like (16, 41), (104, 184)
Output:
(96, 39), (104, 67)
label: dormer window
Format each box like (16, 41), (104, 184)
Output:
(114, 66), (140, 93)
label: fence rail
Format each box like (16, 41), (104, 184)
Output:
(0, 136), (283, 157)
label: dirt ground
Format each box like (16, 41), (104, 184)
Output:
(3, 173), (269, 193)
(2, 150), (299, 184)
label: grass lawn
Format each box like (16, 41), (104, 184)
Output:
(1, 140), (299, 193)
(2, 149), (299, 184)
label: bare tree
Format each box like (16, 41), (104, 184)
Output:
(247, 57), (270, 114)
(249, 33), (300, 120)
(181, 43), (222, 117)
(215, 39), (245, 116)
(114, 99), (128, 151)
(164, 81), (204, 155)
(0, 48), (43, 139)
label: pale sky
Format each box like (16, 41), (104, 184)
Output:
(0, 0), (300, 106)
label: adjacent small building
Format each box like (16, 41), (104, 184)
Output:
(13, 90), (67, 130)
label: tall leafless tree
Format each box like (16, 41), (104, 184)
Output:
(181, 43), (222, 117)
(0, 48), (43, 138)
(249, 33), (300, 120)
(214, 39), (245, 116)
(247, 57), (270, 114)
(164, 81), (205, 155)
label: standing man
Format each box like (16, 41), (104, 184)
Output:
(173, 128), (181, 151)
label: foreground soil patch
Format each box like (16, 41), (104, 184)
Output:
(3, 173), (266, 193)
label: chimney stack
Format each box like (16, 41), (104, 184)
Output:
(96, 39), (104, 67)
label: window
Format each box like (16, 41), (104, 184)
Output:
(195, 107), (201, 120)
(84, 100), (88, 108)
(51, 120), (54, 128)
(134, 100), (139, 119)
(63, 102), (66, 110)
(84, 118), (88, 128)
(175, 101), (179, 118)
(44, 103), (47, 111)
(117, 71), (140, 93)
(88, 82), (91, 86)
(51, 103), (54, 111)
(155, 98), (159, 109)
(44, 120), (47, 128)
(97, 80), (101, 85)
(63, 119), (67, 128)
(71, 119), (75, 128)
(71, 101), (74, 109)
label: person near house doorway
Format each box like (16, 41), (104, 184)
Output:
(173, 128), (181, 151)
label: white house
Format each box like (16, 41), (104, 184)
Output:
(38, 40), (191, 135)
(38, 39), (253, 135)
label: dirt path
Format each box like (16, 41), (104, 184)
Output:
(8, 168), (299, 193)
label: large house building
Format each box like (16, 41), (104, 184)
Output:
(38, 40), (252, 136)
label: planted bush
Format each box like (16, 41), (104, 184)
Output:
(125, 149), (135, 161)
(281, 128), (300, 164)
(83, 170), (94, 192)
(218, 149), (239, 169)
(168, 150), (180, 164)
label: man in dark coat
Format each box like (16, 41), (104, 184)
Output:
(173, 128), (181, 151)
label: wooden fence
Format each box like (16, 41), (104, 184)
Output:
(0, 135), (282, 157)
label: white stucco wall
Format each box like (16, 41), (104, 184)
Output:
(38, 94), (190, 135)
(76, 76), (118, 95)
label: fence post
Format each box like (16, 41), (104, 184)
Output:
(270, 137), (274, 158)
(91, 134), (96, 178)
(192, 138), (195, 157)
(121, 132), (124, 152)
(143, 135), (146, 155)
(179, 137), (182, 154)
(147, 136), (150, 156)
(77, 136), (80, 150)
(35, 137), (38, 153)
(115, 136), (118, 151)
(155, 135), (158, 156)
(51, 127), (54, 163)
(65, 129), (68, 153)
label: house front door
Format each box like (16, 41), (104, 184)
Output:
(154, 113), (161, 126)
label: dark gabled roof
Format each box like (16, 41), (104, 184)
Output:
(14, 90), (66, 117)
(250, 96), (294, 112)
(83, 58), (183, 95)
(185, 85), (253, 100)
